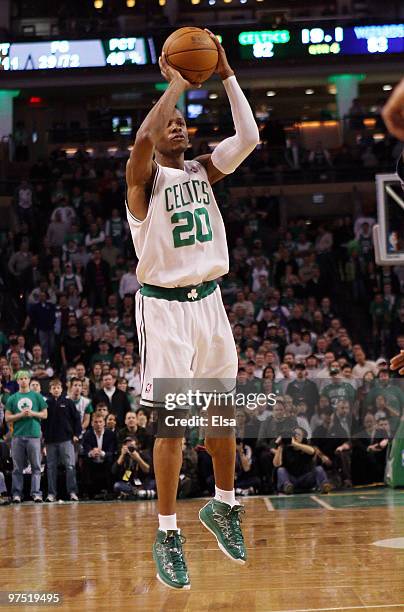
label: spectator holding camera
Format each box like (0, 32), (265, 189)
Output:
(42, 378), (81, 502)
(256, 399), (298, 492)
(235, 438), (260, 496)
(273, 427), (331, 494)
(112, 436), (154, 499)
(5, 370), (48, 503)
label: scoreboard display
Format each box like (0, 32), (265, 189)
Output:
(237, 23), (404, 61)
(0, 37), (156, 71)
(0, 23), (403, 73)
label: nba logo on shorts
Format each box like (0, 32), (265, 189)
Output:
(146, 382), (152, 393)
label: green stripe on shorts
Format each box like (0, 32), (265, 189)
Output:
(140, 280), (217, 302)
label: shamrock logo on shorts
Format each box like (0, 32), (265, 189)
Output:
(187, 289), (198, 300)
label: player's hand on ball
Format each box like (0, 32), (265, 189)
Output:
(390, 350), (404, 375)
(159, 53), (197, 90)
(382, 78), (404, 141)
(204, 29), (234, 80)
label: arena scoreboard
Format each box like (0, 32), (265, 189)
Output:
(237, 23), (404, 60)
(0, 37), (156, 71)
(0, 23), (403, 73)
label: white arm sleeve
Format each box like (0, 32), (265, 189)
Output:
(211, 75), (260, 175)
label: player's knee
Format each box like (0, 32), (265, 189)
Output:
(205, 436), (234, 456)
(154, 437), (183, 451)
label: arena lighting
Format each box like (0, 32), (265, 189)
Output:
(224, 0), (233, 4)
(266, 90), (276, 96)
(295, 120), (338, 128)
(94, 0), (103, 8)
(191, 0), (201, 4)
(159, 0), (166, 5)
(208, 0), (216, 4)
(383, 84), (393, 91)
(305, 88), (314, 95)
(364, 118), (376, 127)
(127, 0), (135, 6)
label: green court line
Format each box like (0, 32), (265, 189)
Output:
(267, 487), (404, 511)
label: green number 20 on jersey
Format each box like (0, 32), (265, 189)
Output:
(171, 207), (213, 248)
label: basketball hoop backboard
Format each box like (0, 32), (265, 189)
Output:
(373, 173), (404, 266)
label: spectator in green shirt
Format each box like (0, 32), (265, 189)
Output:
(365, 369), (403, 433)
(5, 370), (48, 503)
(322, 365), (356, 410)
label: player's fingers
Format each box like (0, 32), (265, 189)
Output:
(390, 356), (404, 369)
(160, 52), (169, 70)
(204, 28), (221, 47)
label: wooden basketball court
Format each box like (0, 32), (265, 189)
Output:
(1, 488), (404, 611)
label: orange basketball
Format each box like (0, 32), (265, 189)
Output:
(162, 27), (218, 84)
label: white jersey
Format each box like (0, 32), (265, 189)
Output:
(126, 160), (229, 288)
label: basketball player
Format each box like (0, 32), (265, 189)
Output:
(125, 31), (259, 589)
(383, 79), (404, 375)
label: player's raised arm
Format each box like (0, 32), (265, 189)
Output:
(126, 55), (193, 220)
(382, 78), (404, 141)
(195, 30), (260, 185)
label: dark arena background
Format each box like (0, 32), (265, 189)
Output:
(1, 1), (404, 610)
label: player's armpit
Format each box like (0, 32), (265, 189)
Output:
(126, 169), (157, 222)
(126, 130), (155, 187)
(194, 153), (227, 186)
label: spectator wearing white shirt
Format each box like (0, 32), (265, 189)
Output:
(315, 225), (333, 254)
(352, 349), (378, 378)
(231, 291), (255, 319)
(51, 197), (76, 228)
(59, 262), (83, 294)
(251, 257), (269, 293)
(46, 210), (69, 248)
(119, 262), (140, 299)
(85, 223), (105, 249)
(285, 331), (312, 361)
(253, 353), (265, 379)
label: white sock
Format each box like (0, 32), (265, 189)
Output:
(158, 513), (178, 532)
(215, 486), (237, 507)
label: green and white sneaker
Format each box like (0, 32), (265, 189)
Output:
(199, 499), (247, 564)
(152, 529), (190, 590)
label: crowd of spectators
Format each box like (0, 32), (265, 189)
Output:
(0, 140), (403, 504)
